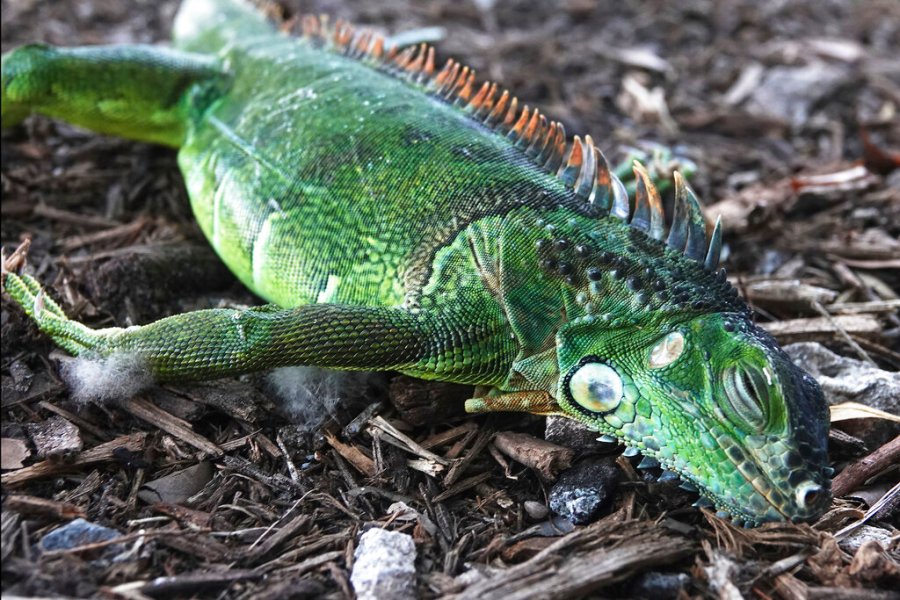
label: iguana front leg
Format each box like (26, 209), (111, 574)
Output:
(5, 272), (504, 384)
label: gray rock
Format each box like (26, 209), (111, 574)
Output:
(785, 342), (899, 414)
(545, 415), (613, 452)
(549, 456), (619, 525)
(746, 62), (850, 128)
(138, 461), (213, 504)
(839, 525), (893, 552)
(351, 528), (417, 600)
(40, 518), (120, 553)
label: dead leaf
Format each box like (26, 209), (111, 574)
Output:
(830, 402), (900, 423)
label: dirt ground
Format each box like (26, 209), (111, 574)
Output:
(2, 0), (899, 598)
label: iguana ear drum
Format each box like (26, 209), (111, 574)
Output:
(649, 331), (684, 369)
(567, 361), (623, 413)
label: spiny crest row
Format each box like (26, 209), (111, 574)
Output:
(291, 15), (722, 271)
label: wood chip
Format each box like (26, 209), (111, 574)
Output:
(32, 203), (122, 228)
(827, 299), (900, 315)
(37, 400), (109, 441)
(493, 432), (574, 481)
(832, 435), (900, 497)
(443, 427), (493, 487)
(445, 520), (695, 599)
(219, 455), (305, 495)
(25, 415), (83, 459)
(172, 380), (276, 423)
(4, 494), (87, 520)
(122, 396), (222, 457)
(432, 472), (492, 503)
(1, 432), (146, 486)
(761, 315), (882, 344)
(58, 215), (150, 252)
(245, 514), (311, 563)
(419, 422), (478, 451)
(155, 530), (231, 562)
(743, 279), (838, 308)
(325, 430), (376, 477)
(830, 402), (900, 423)
(367, 416), (449, 466)
(115, 568), (262, 596)
(150, 502), (213, 529)
(273, 549), (344, 576)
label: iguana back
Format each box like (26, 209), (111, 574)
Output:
(175, 1), (581, 309)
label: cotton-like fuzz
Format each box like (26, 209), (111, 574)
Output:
(62, 352), (151, 405)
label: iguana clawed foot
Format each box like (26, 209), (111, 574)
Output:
(3, 263), (116, 358)
(465, 388), (562, 416)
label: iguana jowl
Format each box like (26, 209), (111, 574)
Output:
(1, 0), (831, 525)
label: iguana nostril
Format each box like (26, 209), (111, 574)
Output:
(796, 482), (823, 509)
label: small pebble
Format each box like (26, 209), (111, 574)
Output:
(351, 528), (417, 600)
(523, 500), (549, 520)
(628, 571), (690, 599)
(549, 457), (620, 525)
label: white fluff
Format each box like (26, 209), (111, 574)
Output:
(266, 366), (377, 430)
(62, 353), (151, 405)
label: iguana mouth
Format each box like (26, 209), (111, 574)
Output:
(625, 441), (826, 526)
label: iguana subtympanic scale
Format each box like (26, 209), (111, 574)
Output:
(1, 0), (831, 525)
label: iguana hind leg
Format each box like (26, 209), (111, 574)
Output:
(4, 272), (505, 385)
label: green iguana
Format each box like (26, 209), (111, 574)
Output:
(1, 0), (831, 525)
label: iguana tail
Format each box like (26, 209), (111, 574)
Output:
(1, 42), (227, 147)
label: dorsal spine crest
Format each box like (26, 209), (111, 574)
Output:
(288, 13), (722, 271)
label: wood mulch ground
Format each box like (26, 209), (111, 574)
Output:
(2, 0), (898, 598)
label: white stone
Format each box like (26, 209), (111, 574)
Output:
(351, 528), (417, 600)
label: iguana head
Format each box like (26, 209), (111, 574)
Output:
(555, 310), (831, 524)
(504, 153), (833, 525)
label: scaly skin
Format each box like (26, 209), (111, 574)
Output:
(0, 0), (830, 525)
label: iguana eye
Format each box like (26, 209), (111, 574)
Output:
(649, 331), (684, 368)
(721, 365), (770, 431)
(568, 362), (622, 413)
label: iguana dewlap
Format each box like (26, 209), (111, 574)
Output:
(0, 0), (831, 525)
